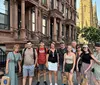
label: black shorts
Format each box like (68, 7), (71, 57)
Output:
(38, 64), (47, 71)
(65, 63), (73, 72)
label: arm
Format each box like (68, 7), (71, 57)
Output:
(71, 53), (76, 71)
(63, 54), (66, 72)
(34, 49), (37, 67)
(76, 57), (81, 71)
(84, 59), (93, 73)
(91, 54), (100, 64)
(46, 54), (49, 67)
(5, 53), (11, 74)
(18, 60), (21, 73)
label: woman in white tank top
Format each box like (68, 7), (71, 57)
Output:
(63, 45), (76, 85)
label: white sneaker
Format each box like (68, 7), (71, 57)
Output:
(50, 83), (52, 85)
(55, 83), (58, 85)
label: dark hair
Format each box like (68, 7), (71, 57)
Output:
(27, 40), (32, 44)
(82, 47), (93, 55)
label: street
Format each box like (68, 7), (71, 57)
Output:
(19, 71), (78, 85)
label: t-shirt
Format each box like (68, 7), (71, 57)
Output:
(58, 48), (67, 65)
(81, 53), (92, 64)
(24, 48), (37, 65)
(47, 49), (58, 63)
(37, 47), (47, 64)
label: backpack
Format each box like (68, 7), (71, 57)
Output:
(22, 48), (36, 64)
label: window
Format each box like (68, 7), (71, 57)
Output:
(32, 10), (35, 31)
(42, 0), (47, 5)
(0, 0), (9, 30)
(62, 25), (64, 36)
(66, 8), (68, 19)
(56, 0), (59, 10)
(62, 4), (64, 13)
(42, 18), (47, 34)
(50, 0), (53, 9)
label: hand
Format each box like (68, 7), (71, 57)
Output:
(45, 63), (48, 68)
(76, 67), (79, 72)
(84, 70), (87, 74)
(70, 69), (73, 74)
(5, 69), (9, 74)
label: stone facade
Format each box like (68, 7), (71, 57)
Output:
(77, 0), (98, 28)
(0, 0), (77, 51)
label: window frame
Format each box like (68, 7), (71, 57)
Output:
(42, 17), (47, 34)
(32, 9), (35, 32)
(0, 0), (10, 30)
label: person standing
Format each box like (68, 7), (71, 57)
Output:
(76, 45), (82, 85)
(36, 41), (48, 85)
(5, 44), (21, 85)
(92, 42), (100, 85)
(63, 45), (76, 85)
(22, 41), (37, 85)
(78, 45), (93, 85)
(58, 41), (67, 85)
(71, 41), (77, 53)
(47, 42), (59, 85)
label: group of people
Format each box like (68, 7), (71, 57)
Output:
(5, 40), (100, 85)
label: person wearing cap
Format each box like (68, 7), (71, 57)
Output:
(57, 41), (67, 85)
(92, 42), (100, 85)
(77, 44), (93, 85)
(36, 41), (48, 85)
(22, 41), (37, 85)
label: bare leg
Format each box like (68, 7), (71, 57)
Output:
(44, 70), (46, 81)
(23, 77), (27, 85)
(54, 71), (58, 83)
(49, 71), (52, 83)
(37, 71), (40, 81)
(69, 73), (73, 85)
(76, 71), (81, 84)
(29, 77), (33, 85)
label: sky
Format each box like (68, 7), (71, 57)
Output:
(76, 0), (100, 23)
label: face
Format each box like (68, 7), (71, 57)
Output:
(67, 45), (72, 52)
(83, 47), (88, 52)
(77, 47), (81, 51)
(51, 43), (55, 49)
(60, 44), (65, 49)
(14, 47), (19, 53)
(40, 42), (44, 47)
(72, 42), (77, 48)
(27, 42), (32, 49)
(95, 46), (100, 51)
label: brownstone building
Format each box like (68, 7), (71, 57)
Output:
(0, 0), (77, 51)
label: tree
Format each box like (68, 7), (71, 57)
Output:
(82, 27), (100, 43)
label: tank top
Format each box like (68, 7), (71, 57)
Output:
(64, 53), (73, 64)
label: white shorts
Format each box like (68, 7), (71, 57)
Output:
(48, 62), (58, 71)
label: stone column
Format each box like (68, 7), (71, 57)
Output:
(35, 6), (38, 32)
(59, 21), (62, 41)
(14, 1), (18, 39)
(47, 17), (50, 36)
(10, 0), (13, 32)
(53, 17), (57, 41)
(38, 9), (42, 32)
(20, 0), (26, 39)
(68, 25), (71, 43)
(28, 8), (31, 39)
(54, 0), (56, 9)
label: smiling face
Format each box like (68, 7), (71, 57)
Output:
(71, 41), (77, 48)
(60, 43), (65, 49)
(51, 43), (55, 49)
(27, 42), (32, 49)
(67, 45), (72, 52)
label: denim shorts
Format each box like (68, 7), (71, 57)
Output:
(38, 64), (47, 71)
(23, 65), (34, 77)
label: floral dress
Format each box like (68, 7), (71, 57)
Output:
(93, 52), (100, 80)
(7, 52), (21, 85)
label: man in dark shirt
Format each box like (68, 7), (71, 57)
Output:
(58, 41), (67, 85)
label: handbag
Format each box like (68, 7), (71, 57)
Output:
(81, 75), (88, 85)
(12, 52), (19, 73)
